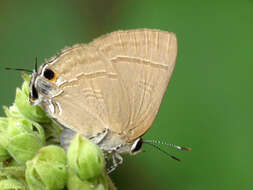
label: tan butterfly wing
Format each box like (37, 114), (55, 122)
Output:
(44, 44), (130, 138)
(91, 29), (177, 141)
(43, 29), (177, 142)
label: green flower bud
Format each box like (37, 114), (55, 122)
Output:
(3, 106), (23, 120)
(67, 134), (105, 181)
(43, 122), (62, 145)
(25, 145), (67, 190)
(0, 165), (26, 179)
(15, 87), (51, 124)
(21, 73), (30, 96)
(10, 73), (51, 124)
(67, 168), (109, 190)
(0, 118), (10, 161)
(94, 173), (110, 190)
(0, 144), (10, 162)
(0, 117), (8, 132)
(0, 118), (44, 164)
(0, 178), (26, 190)
(67, 168), (95, 190)
(6, 133), (43, 164)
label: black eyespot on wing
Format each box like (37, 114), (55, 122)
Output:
(31, 85), (38, 99)
(43, 69), (55, 80)
(132, 138), (143, 153)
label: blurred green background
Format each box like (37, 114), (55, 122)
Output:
(0, 0), (252, 189)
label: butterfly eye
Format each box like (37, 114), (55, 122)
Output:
(131, 138), (143, 153)
(43, 69), (57, 82)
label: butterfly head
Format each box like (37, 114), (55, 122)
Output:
(29, 60), (58, 106)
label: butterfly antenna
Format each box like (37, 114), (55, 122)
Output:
(35, 56), (38, 73)
(143, 140), (192, 151)
(5, 56), (39, 73)
(144, 141), (181, 162)
(5, 67), (33, 73)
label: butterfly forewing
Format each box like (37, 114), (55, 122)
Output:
(44, 45), (130, 137)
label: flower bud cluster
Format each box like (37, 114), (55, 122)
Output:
(0, 74), (111, 190)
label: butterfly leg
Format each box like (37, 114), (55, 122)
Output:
(107, 151), (123, 174)
(115, 151), (123, 165)
(89, 128), (109, 144)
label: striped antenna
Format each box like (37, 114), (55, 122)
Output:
(144, 141), (181, 162)
(143, 140), (192, 151)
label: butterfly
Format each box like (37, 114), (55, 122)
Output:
(23, 29), (187, 172)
